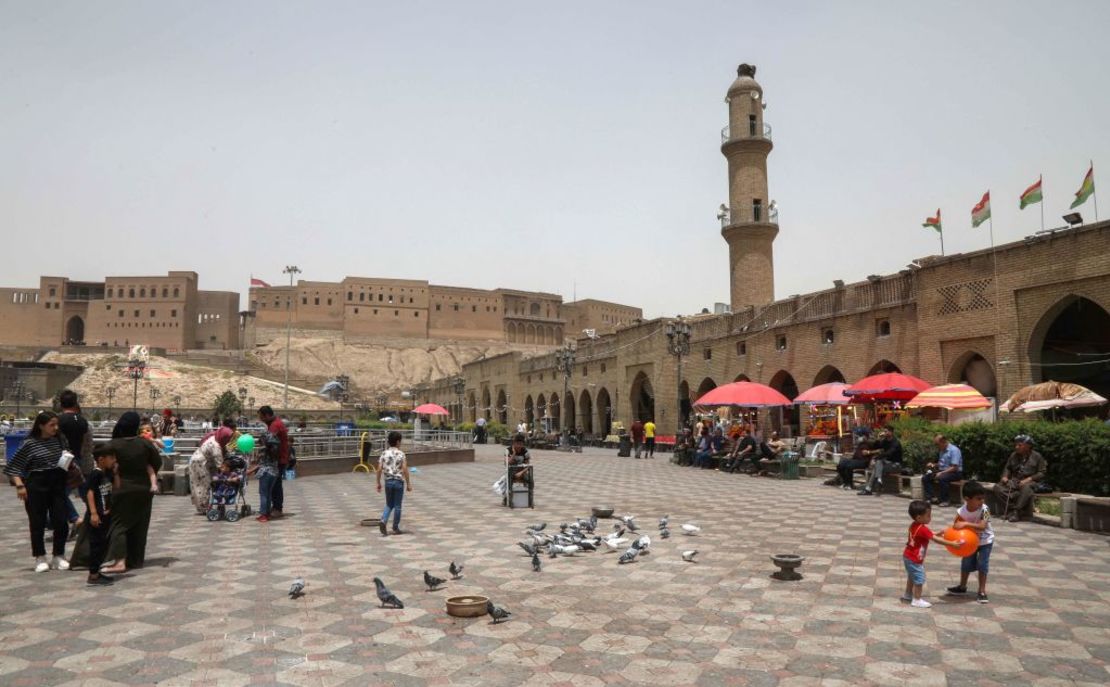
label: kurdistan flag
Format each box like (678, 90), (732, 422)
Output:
(971, 191), (991, 227)
(1019, 177), (1043, 209)
(1070, 164), (1095, 209)
(922, 208), (942, 233)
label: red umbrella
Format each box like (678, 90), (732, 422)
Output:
(693, 381), (792, 408)
(843, 372), (931, 402)
(412, 403), (450, 416)
(793, 382), (851, 405)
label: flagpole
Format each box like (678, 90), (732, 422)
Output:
(1039, 175), (1045, 233)
(939, 227), (945, 256)
(1093, 160), (1099, 223)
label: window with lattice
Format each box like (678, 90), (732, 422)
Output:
(937, 278), (993, 315)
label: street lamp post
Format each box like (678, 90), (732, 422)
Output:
(377, 394), (388, 418)
(128, 361), (145, 411)
(665, 318), (691, 434)
(453, 377), (465, 425)
(238, 386), (248, 425)
(149, 386), (160, 415)
(248, 396), (255, 421)
(106, 385), (117, 419)
(555, 345), (576, 448)
(10, 380), (26, 418)
(282, 265), (302, 412)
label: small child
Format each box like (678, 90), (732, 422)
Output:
(137, 423), (163, 493)
(903, 499), (961, 607)
(83, 444), (117, 586)
(211, 460), (241, 506)
(946, 481), (994, 603)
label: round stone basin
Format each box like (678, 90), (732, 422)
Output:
(446, 595), (489, 618)
(770, 554), (805, 581)
(591, 506), (615, 518)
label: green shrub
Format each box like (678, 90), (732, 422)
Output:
(890, 417), (1110, 496)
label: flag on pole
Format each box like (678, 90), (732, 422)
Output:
(922, 209), (942, 233)
(250, 277), (271, 288)
(971, 191), (991, 227)
(1019, 177), (1043, 209)
(1070, 164), (1095, 209)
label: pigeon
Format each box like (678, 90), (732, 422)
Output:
(660, 528), (671, 539)
(449, 561), (464, 579)
(518, 542), (537, 556)
(423, 570), (446, 591)
(588, 515), (598, 532)
(625, 520), (640, 532)
(288, 578), (305, 599)
(681, 523), (701, 535)
(633, 535), (651, 553)
(529, 522), (546, 532)
(487, 600), (512, 623)
(373, 577), (404, 609)
(659, 514), (669, 530)
(682, 550), (699, 562)
(559, 523), (569, 533)
(618, 547), (639, 564)
(620, 515), (637, 524)
(548, 548), (558, 558)
(554, 544), (581, 556)
(578, 540), (597, 552)
(532, 533), (549, 546)
(532, 552), (542, 572)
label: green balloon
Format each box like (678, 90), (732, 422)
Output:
(237, 434), (255, 454)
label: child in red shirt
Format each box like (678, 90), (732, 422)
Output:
(903, 499), (960, 608)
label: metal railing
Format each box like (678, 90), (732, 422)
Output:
(721, 121), (772, 144)
(720, 205), (779, 228)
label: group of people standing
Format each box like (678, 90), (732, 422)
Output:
(4, 391), (162, 585)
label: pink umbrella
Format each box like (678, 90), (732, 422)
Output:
(693, 381), (792, 408)
(412, 403), (450, 416)
(843, 372), (932, 402)
(793, 382), (851, 405)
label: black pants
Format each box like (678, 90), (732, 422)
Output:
(272, 470), (284, 511)
(837, 459), (870, 488)
(107, 491), (153, 569)
(24, 470), (69, 558)
(88, 517), (111, 574)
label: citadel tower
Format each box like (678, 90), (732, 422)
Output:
(721, 63), (778, 310)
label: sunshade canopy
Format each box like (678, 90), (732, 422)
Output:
(793, 382), (851, 405)
(693, 381), (792, 408)
(906, 383), (993, 410)
(843, 372), (932, 402)
(412, 403), (450, 416)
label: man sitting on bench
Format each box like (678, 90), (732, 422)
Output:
(836, 428), (873, 490)
(722, 429), (758, 473)
(993, 434), (1046, 522)
(858, 427), (903, 496)
(756, 431), (788, 475)
(923, 434), (963, 507)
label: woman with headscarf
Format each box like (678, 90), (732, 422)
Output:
(188, 426), (233, 515)
(4, 411), (72, 572)
(100, 411), (162, 574)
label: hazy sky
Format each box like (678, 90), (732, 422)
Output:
(3, 1), (1108, 318)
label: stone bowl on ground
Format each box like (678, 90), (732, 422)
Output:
(591, 506), (615, 518)
(446, 595), (489, 618)
(360, 518), (380, 527)
(770, 553), (805, 581)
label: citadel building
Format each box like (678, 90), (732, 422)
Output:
(425, 64), (1110, 435)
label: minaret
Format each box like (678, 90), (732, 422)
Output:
(721, 63), (777, 311)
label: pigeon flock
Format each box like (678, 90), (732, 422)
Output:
(293, 514), (701, 626)
(518, 514), (702, 569)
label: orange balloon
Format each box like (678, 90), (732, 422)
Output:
(943, 527), (980, 558)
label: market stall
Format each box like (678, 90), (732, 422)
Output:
(792, 382), (852, 454)
(843, 372), (933, 431)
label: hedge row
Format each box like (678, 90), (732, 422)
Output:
(889, 417), (1110, 496)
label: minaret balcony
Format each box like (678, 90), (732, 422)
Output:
(720, 206), (779, 230)
(721, 122), (772, 144)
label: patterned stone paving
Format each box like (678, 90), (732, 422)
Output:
(2, 444), (1109, 685)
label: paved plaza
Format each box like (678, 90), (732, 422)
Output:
(1, 445), (1109, 686)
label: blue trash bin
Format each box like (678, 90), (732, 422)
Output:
(4, 431), (29, 464)
(335, 421), (355, 437)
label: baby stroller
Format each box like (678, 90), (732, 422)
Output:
(206, 453), (253, 522)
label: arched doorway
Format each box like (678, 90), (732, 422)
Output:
(630, 371), (655, 421)
(496, 389), (508, 425)
(65, 316), (84, 344)
(548, 393), (561, 431)
(564, 392), (576, 432)
(481, 388), (492, 421)
(579, 389), (594, 434)
(678, 380), (691, 427)
(596, 388), (612, 436)
(695, 377), (717, 403)
(768, 370), (800, 435)
(733, 373), (751, 382)
(507, 322), (517, 342)
(869, 360), (901, 375)
(1029, 296), (1110, 399)
(948, 352), (997, 398)
(536, 394), (547, 432)
(467, 392), (477, 423)
(524, 395), (535, 429)
(813, 365), (846, 386)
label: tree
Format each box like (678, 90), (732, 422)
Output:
(213, 390), (242, 421)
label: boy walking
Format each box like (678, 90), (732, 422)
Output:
(946, 481), (994, 603)
(376, 431), (412, 536)
(903, 499), (960, 607)
(83, 444), (117, 586)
